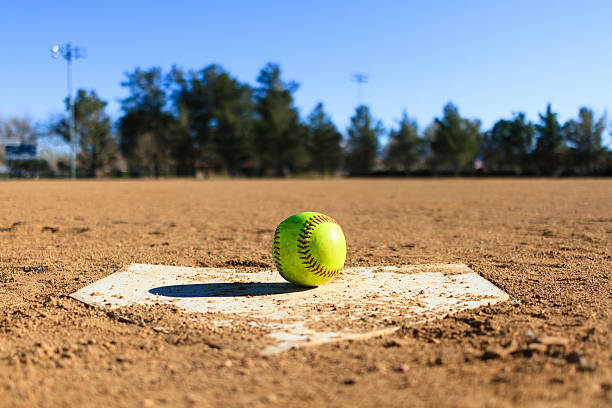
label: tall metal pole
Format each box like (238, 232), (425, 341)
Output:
(66, 45), (76, 179)
(51, 42), (85, 179)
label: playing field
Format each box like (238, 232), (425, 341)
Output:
(0, 179), (610, 407)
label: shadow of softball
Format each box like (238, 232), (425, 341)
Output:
(148, 282), (312, 298)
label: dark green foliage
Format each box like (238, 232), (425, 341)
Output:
(385, 112), (423, 174)
(35, 62), (611, 178)
(534, 104), (565, 176)
(482, 113), (534, 174)
(563, 107), (607, 175)
(345, 105), (384, 175)
(55, 90), (116, 177)
(119, 67), (175, 177)
(430, 103), (481, 173)
(169, 65), (255, 176)
(306, 103), (343, 175)
(167, 98), (197, 177)
(254, 63), (307, 176)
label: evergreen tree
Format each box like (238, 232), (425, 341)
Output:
(482, 113), (534, 174)
(55, 90), (116, 177)
(385, 111), (423, 174)
(205, 66), (254, 175)
(422, 121), (439, 170)
(169, 65), (254, 176)
(563, 107), (607, 175)
(345, 105), (383, 175)
(534, 104), (565, 176)
(306, 103), (342, 175)
(254, 63), (306, 176)
(119, 67), (174, 177)
(430, 103), (481, 173)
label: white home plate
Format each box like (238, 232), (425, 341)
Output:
(70, 264), (509, 354)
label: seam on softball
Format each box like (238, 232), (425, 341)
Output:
(297, 214), (342, 279)
(272, 226), (286, 279)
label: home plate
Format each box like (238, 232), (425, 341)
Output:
(70, 264), (509, 354)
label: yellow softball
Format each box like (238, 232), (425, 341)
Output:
(272, 212), (346, 287)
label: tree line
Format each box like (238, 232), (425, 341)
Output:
(2, 63), (611, 177)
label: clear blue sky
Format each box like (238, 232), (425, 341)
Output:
(2, 0), (611, 144)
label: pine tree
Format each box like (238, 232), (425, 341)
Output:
(345, 105), (383, 175)
(385, 111), (423, 174)
(564, 107), (607, 175)
(119, 67), (174, 177)
(169, 65), (254, 176)
(55, 90), (116, 177)
(430, 103), (481, 173)
(534, 104), (565, 176)
(482, 113), (534, 174)
(254, 63), (306, 176)
(306, 103), (342, 175)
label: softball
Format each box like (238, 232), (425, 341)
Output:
(272, 212), (346, 287)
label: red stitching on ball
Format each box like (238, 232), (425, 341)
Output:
(296, 214), (343, 279)
(275, 214), (343, 282)
(272, 226), (285, 278)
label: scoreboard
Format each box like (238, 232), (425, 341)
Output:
(5, 144), (37, 161)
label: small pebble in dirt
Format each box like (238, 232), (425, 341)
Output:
(428, 357), (443, 366)
(566, 352), (593, 371)
(264, 394), (279, 403)
(524, 329), (536, 342)
(383, 340), (403, 348)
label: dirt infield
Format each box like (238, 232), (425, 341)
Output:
(0, 179), (610, 407)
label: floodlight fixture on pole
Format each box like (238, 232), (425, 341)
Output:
(351, 73), (368, 106)
(51, 42), (86, 179)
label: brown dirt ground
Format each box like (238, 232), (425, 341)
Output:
(0, 179), (610, 408)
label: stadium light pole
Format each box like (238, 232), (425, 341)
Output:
(51, 43), (86, 179)
(351, 73), (368, 106)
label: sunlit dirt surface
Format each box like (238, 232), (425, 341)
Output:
(0, 179), (610, 407)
